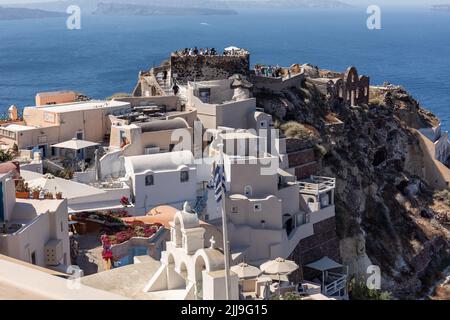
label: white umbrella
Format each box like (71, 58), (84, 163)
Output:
(231, 263), (263, 279)
(260, 257), (299, 275)
(224, 46), (241, 51)
(260, 257), (299, 298)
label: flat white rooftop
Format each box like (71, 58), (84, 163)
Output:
(3, 124), (35, 132)
(33, 100), (131, 113)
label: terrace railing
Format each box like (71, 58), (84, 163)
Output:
(323, 272), (347, 297)
(299, 176), (336, 194)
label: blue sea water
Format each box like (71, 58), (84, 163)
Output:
(0, 8), (449, 131)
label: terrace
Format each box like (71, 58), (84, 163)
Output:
(0, 223), (25, 235)
(298, 176), (336, 196)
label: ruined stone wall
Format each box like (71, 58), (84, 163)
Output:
(170, 54), (250, 84)
(288, 149), (315, 168)
(250, 73), (305, 94)
(295, 162), (320, 180)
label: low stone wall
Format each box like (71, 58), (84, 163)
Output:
(288, 149), (315, 168)
(170, 54), (250, 83)
(295, 162), (320, 180)
(250, 73), (304, 94)
(116, 96), (180, 111)
(285, 137), (313, 153)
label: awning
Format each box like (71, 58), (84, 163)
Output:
(52, 138), (99, 151)
(306, 257), (342, 272)
(26, 173), (105, 200)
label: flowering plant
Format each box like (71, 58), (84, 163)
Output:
(120, 196), (130, 207)
(102, 248), (113, 261)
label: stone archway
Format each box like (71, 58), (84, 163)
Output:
(179, 261), (189, 287)
(194, 255), (207, 300)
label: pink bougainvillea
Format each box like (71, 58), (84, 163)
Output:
(120, 196), (130, 207)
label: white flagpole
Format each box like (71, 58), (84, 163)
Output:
(218, 143), (231, 300)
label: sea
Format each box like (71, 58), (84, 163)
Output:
(1, 7), (449, 132)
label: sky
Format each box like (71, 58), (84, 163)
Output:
(0, 0), (439, 7)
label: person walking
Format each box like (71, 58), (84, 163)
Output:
(172, 82), (180, 95)
(163, 70), (168, 86)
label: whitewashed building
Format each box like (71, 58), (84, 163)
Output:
(124, 151), (201, 215)
(0, 172), (70, 270)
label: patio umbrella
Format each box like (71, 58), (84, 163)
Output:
(260, 257), (299, 298)
(260, 257), (299, 275)
(231, 263), (263, 279)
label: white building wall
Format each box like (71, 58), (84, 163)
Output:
(131, 169), (197, 213)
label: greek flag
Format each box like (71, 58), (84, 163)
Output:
(214, 163), (227, 203)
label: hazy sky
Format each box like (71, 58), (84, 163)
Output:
(0, 0), (437, 8)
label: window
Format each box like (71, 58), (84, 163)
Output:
(145, 175), (154, 186)
(198, 88), (211, 103)
(60, 221), (64, 233)
(231, 205), (238, 214)
(253, 203), (262, 212)
(76, 131), (84, 140)
(260, 120), (267, 128)
(244, 185), (252, 197)
(180, 171), (189, 183)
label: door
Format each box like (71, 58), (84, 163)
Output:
(31, 251), (37, 265)
(38, 145), (47, 158)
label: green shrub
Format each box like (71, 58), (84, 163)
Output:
(349, 277), (392, 300)
(0, 149), (14, 163)
(281, 121), (319, 145)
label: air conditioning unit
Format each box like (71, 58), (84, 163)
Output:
(145, 147), (160, 155)
(44, 239), (63, 266)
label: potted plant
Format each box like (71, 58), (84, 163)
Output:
(15, 180), (29, 199)
(56, 192), (63, 200)
(44, 192), (54, 200)
(31, 187), (41, 200)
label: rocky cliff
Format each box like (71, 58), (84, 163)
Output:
(256, 75), (450, 299)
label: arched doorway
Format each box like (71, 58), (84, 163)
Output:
(283, 214), (294, 236)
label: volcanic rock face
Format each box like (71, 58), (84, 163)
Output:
(256, 76), (450, 298)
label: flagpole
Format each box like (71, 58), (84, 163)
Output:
(218, 143), (231, 300)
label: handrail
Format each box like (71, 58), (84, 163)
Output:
(324, 275), (347, 296)
(299, 176), (336, 193)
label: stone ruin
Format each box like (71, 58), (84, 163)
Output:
(309, 66), (370, 106)
(170, 50), (250, 84)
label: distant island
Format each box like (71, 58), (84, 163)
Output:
(93, 2), (237, 16)
(431, 4), (450, 11)
(224, 0), (352, 9)
(0, 6), (65, 20)
(4, 0), (352, 16)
